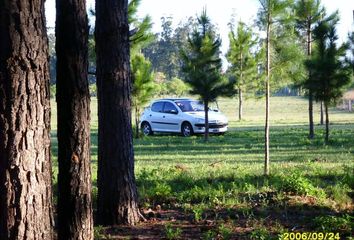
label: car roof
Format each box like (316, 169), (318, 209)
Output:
(155, 98), (194, 102)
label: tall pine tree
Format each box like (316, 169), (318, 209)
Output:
(227, 21), (258, 120)
(181, 10), (235, 142)
(56, 0), (93, 238)
(306, 15), (352, 144)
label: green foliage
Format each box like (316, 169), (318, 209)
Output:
(129, 0), (155, 53)
(50, 84), (56, 99)
(306, 14), (352, 105)
(181, 10), (235, 103)
(94, 225), (109, 240)
(218, 224), (233, 240)
(202, 230), (217, 240)
(180, 10), (235, 140)
(227, 21), (259, 93)
(143, 16), (193, 80)
(250, 227), (271, 240)
(167, 77), (190, 97)
(281, 173), (325, 197)
(192, 205), (204, 222)
(314, 215), (353, 233)
(131, 53), (155, 107)
(164, 223), (182, 240)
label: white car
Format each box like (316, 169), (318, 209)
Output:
(140, 98), (228, 137)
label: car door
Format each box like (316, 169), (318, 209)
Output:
(162, 102), (181, 132)
(149, 101), (165, 131)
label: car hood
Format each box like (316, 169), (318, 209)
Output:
(184, 111), (228, 123)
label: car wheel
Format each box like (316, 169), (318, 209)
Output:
(181, 122), (193, 137)
(141, 122), (153, 136)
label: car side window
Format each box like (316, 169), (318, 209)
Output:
(151, 102), (164, 112)
(163, 102), (178, 114)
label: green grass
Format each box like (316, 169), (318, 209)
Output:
(50, 96), (354, 238)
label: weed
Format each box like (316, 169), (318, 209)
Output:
(250, 227), (271, 240)
(218, 224), (233, 240)
(280, 173), (326, 198)
(94, 225), (107, 240)
(165, 223), (182, 240)
(202, 229), (217, 240)
(314, 214), (353, 233)
(192, 205), (204, 222)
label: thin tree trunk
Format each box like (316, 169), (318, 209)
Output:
(264, 12), (271, 176)
(135, 106), (140, 139)
(320, 101), (324, 125)
(204, 100), (209, 142)
(56, 0), (93, 238)
(96, 0), (140, 225)
(307, 27), (315, 139)
(0, 0), (54, 238)
(325, 102), (329, 144)
(238, 88), (243, 121)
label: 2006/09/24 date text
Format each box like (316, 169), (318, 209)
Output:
(280, 232), (340, 240)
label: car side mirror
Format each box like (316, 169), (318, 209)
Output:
(170, 109), (178, 114)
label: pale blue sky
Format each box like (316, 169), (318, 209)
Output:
(45, 0), (354, 56)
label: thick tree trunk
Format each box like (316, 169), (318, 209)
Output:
(56, 0), (93, 238)
(96, 0), (140, 225)
(307, 27), (315, 139)
(325, 102), (329, 144)
(238, 88), (243, 121)
(320, 101), (324, 125)
(0, 0), (54, 239)
(264, 13), (271, 176)
(204, 100), (209, 142)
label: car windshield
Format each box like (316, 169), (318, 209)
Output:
(174, 100), (204, 112)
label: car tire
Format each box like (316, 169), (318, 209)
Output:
(141, 122), (153, 136)
(181, 122), (193, 137)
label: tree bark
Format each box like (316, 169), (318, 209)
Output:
(0, 0), (54, 239)
(56, 0), (93, 238)
(238, 88), (243, 121)
(320, 101), (324, 125)
(264, 12), (271, 176)
(135, 105), (140, 139)
(307, 27), (315, 139)
(204, 100), (209, 142)
(96, 0), (140, 225)
(325, 102), (329, 144)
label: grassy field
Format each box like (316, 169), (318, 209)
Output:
(51, 96), (354, 239)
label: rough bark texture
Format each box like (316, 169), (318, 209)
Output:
(56, 0), (93, 238)
(0, 0), (54, 239)
(264, 12), (271, 176)
(96, 0), (140, 225)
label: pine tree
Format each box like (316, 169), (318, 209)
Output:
(56, 0), (93, 238)
(0, 0), (54, 238)
(227, 21), (258, 120)
(96, 0), (140, 225)
(131, 53), (155, 138)
(294, 0), (326, 136)
(257, 0), (294, 175)
(306, 15), (352, 144)
(181, 10), (235, 142)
